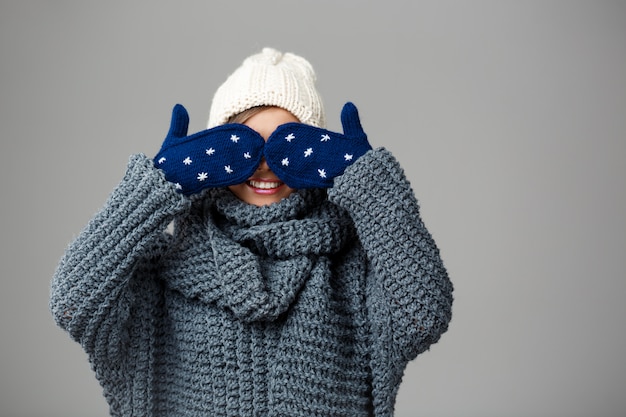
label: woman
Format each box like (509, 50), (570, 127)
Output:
(50, 47), (453, 417)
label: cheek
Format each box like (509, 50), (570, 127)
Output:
(282, 185), (296, 195)
(227, 183), (247, 200)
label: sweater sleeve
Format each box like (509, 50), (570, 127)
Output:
(327, 148), (453, 362)
(50, 154), (190, 356)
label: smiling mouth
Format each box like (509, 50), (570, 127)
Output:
(247, 179), (283, 190)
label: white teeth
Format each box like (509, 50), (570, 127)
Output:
(249, 180), (281, 189)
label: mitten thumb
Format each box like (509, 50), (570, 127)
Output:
(341, 102), (367, 140)
(161, 104), (190, 149)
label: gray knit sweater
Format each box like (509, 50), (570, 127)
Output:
(50, 148), (453, 417)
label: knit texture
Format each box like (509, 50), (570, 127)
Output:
(157, 102), (371, 194)
(265, 102), (372, 189)
(155, 104), (265, 195)
(50, 149), (453, 417)
(207, 47), (326, 128)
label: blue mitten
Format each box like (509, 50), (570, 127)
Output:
(264, 102), (371, 189)
(154, 104), (265, 195)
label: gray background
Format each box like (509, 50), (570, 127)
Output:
(1, 1), (625, 416)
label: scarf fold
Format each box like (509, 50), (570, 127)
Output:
(162, 188), (355, 322)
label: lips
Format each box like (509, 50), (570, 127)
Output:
(247, 179), (284, 192)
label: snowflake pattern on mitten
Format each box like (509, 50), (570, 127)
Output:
(264, 102), (372, 189)
(155, 102), (371, 194)
(155, 104), (265, 195)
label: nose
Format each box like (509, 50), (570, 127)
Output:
(256, 157), (270, 172)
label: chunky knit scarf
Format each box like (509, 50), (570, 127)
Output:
(163, 188), (356, 322)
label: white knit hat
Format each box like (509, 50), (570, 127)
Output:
(207, 47), (326, 128)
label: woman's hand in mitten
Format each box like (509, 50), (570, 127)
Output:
(264, 102), (372, 189)
(154, 104), (265, 196)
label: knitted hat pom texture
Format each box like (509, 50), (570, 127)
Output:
(207, 48), (326, 129)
